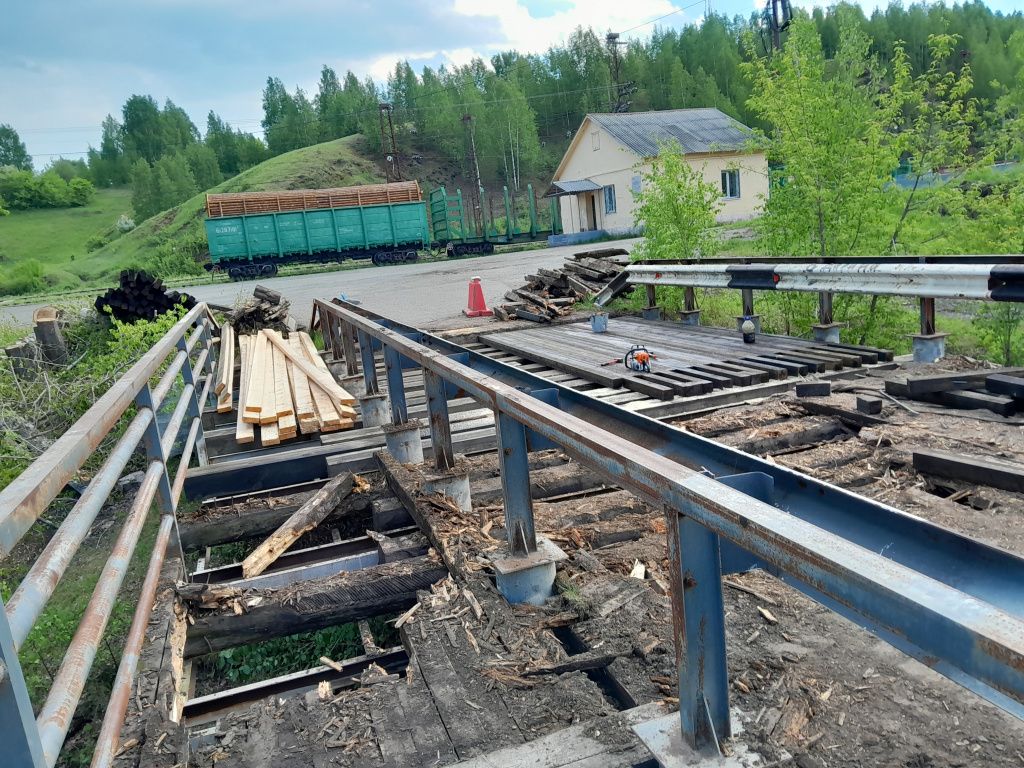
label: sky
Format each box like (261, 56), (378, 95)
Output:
(1, 0), (1019, 165)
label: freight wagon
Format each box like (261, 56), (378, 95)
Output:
(204, 181), (429, 280)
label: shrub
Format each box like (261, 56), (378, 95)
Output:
(0, 259), (46, 296)
(68, 177), (95, 206)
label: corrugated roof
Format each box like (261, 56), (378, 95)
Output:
(545, 178), (603, 197)
(588, 108), (752, 157)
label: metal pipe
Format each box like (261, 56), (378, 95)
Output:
(88, 514), (174, 768)
(159, 383), (195, 458)
(172, 416), (202, 505)
(36, 461), (162, 767)
(5, 410), (154, 648)
(0, 303), (206, 557)
(151, 349), (188, 409)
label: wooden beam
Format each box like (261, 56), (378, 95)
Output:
(235, 335), (255, 444)
(184, 556), (447, 657)
(905, 367), (1024, 396)
(241, 472), (355, 578)
(266, 330), (356, 408)
(913, 448), (1024, 493)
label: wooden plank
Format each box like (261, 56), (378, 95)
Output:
(266, 330), (357, 409)
(183, 556), (447, 657)
(241, 472), (355, 578)
(286, 337), (317, 419)
(243, 331), (267, 418)
(295, 331), (358, 417)
(271, 341), (294, 418)
(235, 335), (255, 445)
(628, 375), (676, 400)
(913, 448), (1024, 493)
(259, 335), (279, 425)
(935, 389), (1016, 416)
(985, 373), (1024, 400)
(905, 367), (1024, 396)
(481, 333), (624, 388)
(637, 372), (707, 397)
(797, 400), (888, 427)
(671, 366), (732, 389)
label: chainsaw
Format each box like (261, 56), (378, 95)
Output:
(601, 345), (655, 372)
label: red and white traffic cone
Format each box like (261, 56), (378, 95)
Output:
(463, 276), (493, 317)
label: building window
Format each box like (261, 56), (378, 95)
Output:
(721, 169), (741, 199)
(604, 185), (617, 214)
(631, 174), (642, 194)
(591, 131), (600, 150)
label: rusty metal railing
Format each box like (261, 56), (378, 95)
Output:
(0, 303), (215, 768)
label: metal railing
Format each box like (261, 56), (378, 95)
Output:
(314, 298), (1024, 756)
(0, 303), (215, 768)
(594, 260), (1024, 335)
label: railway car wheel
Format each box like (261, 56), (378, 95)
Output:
(228, 267), (242, 281)
(371, 253), (381, 265)
(483, 242), (495, 254)
(405, 250), (418, 262)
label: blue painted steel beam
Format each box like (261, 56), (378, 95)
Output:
(317, 300), (1024, 717)
(357, 330), (379, 395)
(0, 599), (46, 767)
(495, 412), (537, 555)
(383, 346), (407, 424)
(423, 369), (454, 471)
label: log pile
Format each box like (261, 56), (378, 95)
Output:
(236, 329), (357, 446)
(228, 284), (292, 333)
(493, 248), (630, 322)
(94, 270), (197, 323)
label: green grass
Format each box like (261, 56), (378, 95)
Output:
(0, 188), (133, 294)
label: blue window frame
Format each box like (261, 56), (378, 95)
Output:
(604, 184), (617, 214)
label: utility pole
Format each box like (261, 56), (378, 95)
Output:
(605, 32), (634, 113)
(764, 0), (792, 51)
(378, 103), (401, 182)
(462, 114), (483, 231)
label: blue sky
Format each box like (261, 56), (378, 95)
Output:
(1, 0), (1019, 164)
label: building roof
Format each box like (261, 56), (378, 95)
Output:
(544, 179), (602, 197)
(588, 108), (752, 157)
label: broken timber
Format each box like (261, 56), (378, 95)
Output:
(913, 448), (1024, 494)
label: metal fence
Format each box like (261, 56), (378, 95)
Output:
(595, 260), (1024, 336)
(314, 298), (1024, 755)
(0, 303), (215, 768)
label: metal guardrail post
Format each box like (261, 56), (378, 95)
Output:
(495, 411), (537, 556)
(684, 287), (697, 313)
(341, 321), (360, 377)
(357, 330), (379, 395)
(423, 369), (454, 471)
(135, 384), (174, 515)
(383, 346), (408, 424)
(0, 599), (45, 767)
(668, 506), (730, 753)
(920, 297), (937, 336)
(175, 337), (208, 467)
(741, 288), (755, 318)
(818, 291), (834, 326)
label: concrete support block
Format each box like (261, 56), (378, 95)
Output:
(421, 466), (472, 513)
(812, 323), (844, 344)
(359, 393), (390, 428)
(679, 310), (701, 327)
(493, 536), (567, 606)
(912, 333), (948, 364)
(340, 374), (366, 398)
(372, 497), (412, 531)
(856, 395), (883, 415)
(735, 315), (761, 334)
(642, 306), (662, 321)
(382, 420), (423, 465)
(795, 381), (831, 398)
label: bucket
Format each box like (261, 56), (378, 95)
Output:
(590, 312), (608, 333)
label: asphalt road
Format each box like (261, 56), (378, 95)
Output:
(0, 239), (640, 329)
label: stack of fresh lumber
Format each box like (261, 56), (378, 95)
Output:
(228, 284), (292, 333)
(885, 366), (1024, 416)
(236, 329), (356, 446)
(494, 248), (630, 322)
(94, 270), (198, 323)
(205, 181), (422, 218)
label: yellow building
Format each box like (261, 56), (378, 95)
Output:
(548, 109), (768, 243)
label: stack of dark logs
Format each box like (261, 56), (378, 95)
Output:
(94, 270), (197, 323)
(493, 247), (630, 322)
(228, 284), (293, 333)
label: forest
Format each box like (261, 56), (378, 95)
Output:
(1, 0), (1022, 224)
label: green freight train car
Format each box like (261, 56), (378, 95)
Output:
(204, 181), (429, 280)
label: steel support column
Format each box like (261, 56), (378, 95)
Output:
(684, 287), (697, 312)
(495, 411), (536, 555)
(423, 369), (454, 471)
(741, 288), (755, 317)
(175, 337), (208, 467)
(383, 346), (407, 424)
(818, 291), (834, 326)
(920, 297), (937, 336)
(357, 330), (379, 395)
(134, 385), (173, 515)
(0, 597), (45, 767)
(668, 508), (730, 753)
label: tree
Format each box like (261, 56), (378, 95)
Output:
(161, 99), (199, 153)
(130, 159), (159, 220)
(0, 125), (32, 171)
(67, 177), (95, 206)
(184, 143), (222, 190)
(632, 140), (722, 262)
(88, 115), (129, 186)
(154, 154), (197, 209)
(122, 95), (166, 163)
(48, 158), (90, 182)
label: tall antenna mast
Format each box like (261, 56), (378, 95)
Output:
(378, 103), (401, 181)
(605, 32), (634, 113)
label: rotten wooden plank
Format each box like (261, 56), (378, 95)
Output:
(913, 448), (1024, 493)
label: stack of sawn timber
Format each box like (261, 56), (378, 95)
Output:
(236, 329), (357, 446)
(205, 181), (422, 218)
(494, 248), (630, 322)
(885, 366), (1024, 416)
(95, 270), (197, 323)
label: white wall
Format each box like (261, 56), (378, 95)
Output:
(554, 118), (770, 234)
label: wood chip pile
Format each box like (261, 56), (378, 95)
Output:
(228, 284), (293, 333)
(493, 247), (630, 322)
(94, 270), (197, 323)
(886, 366), (1024, 416)
(230, 328), (357, 446)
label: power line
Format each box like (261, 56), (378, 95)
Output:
(618, 0), (706, 34)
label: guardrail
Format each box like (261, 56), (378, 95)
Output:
(315, 298), (1024, 755)
(0, 304), (215, 768)
(594, 260), (1024, 342)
